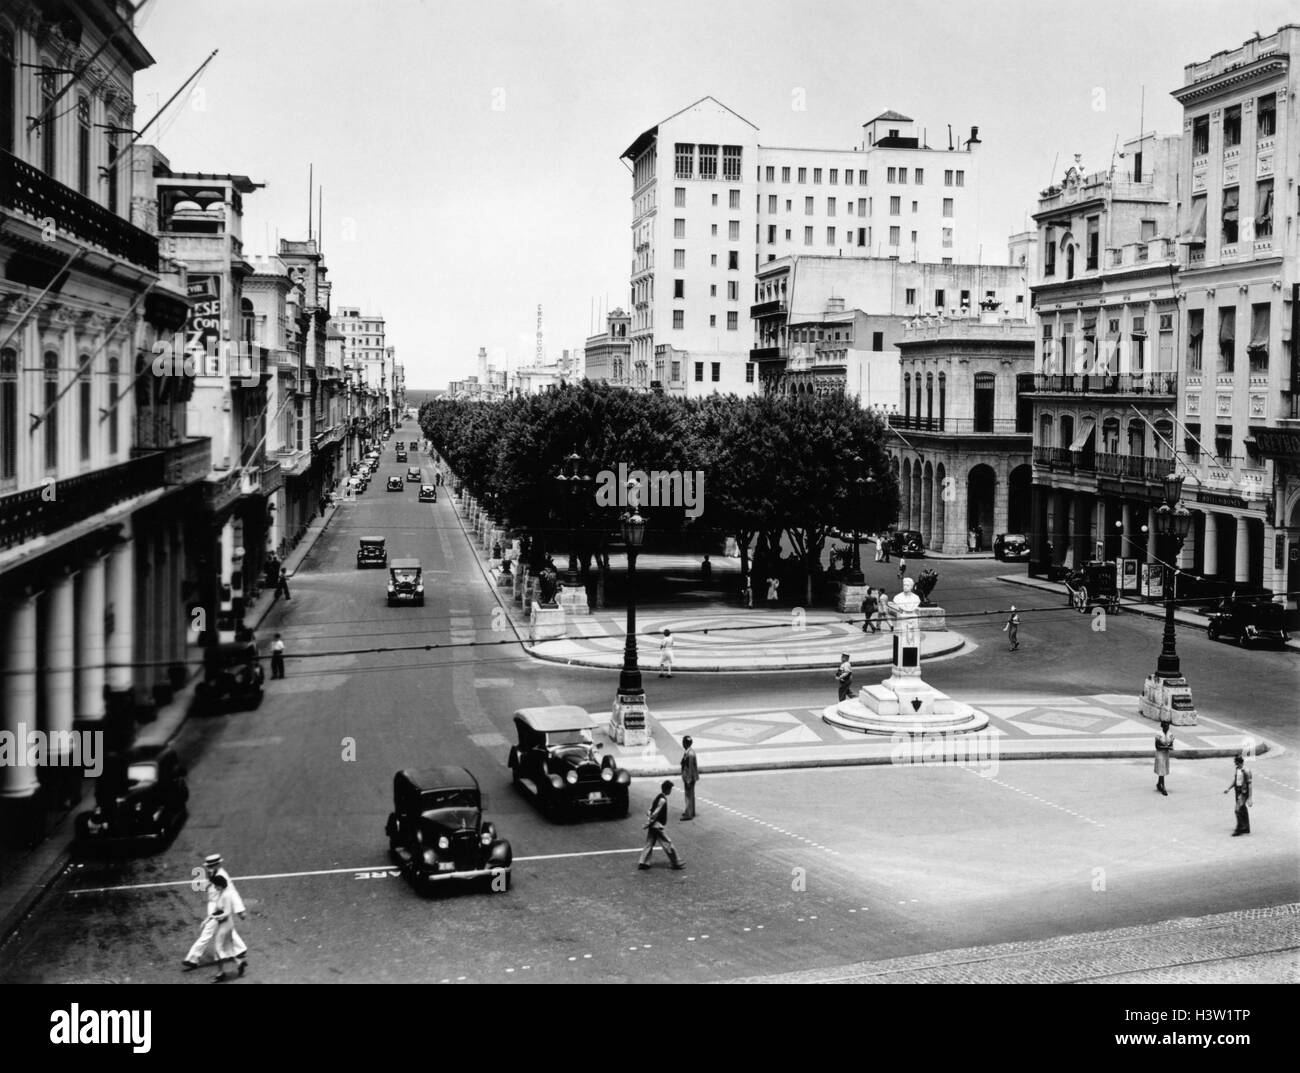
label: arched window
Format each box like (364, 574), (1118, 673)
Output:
(1065, 243), (1075, 280)
(1039, 413), (1054, 447)
(76, 95), (91, 195)
(1102, 417), (1120, 453)
(107, 356), (120, 456)
(43, 351), (59, 469)
(1059, 414), (1074, 450)
(1153, 420), (1173, 459)
(973, 371), (995, 432)
(914, 375), (922, 425)
(903, 373), (911, 421)
(1128, 420), (1145, 457)
(938, 372), (946, 430)
(0, 347), (16, 479)
(105, 111), (121, 214)
(0, 26), (15, 155)
(925, 373), (934, 428)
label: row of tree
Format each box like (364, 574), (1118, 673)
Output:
(420, 382), (900, 603)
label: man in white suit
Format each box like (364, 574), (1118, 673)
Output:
(182, 853), (247, 974)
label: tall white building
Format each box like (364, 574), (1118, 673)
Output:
(621, 98), (984, 396)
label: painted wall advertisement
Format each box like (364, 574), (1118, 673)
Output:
(1141, 563), (1163, 600)
(185, 275), (222, 374)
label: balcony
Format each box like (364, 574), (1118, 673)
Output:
(750, 299), (787, 319)
(749, 346), (787, 363)
(0, 453), (166, 552)
(1030, 372), (1177, 396)
(1, 149), (158, 272)
(133, 437), (211, 486)
(892, 417), (1027, 435)
(1093, 453), (1176, 481)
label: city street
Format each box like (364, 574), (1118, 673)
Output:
(2, 449), (1295, 984)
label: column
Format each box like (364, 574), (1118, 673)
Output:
(1147, 508), (1159, 564)
(76, 556), (107, 728)
(106, 537), (135, 696)
(1235, 516), (1250, 583)
(920, 470), (933, 547)
(1, 596), (40, 806)
(1202, 511), (1218, 576)
(1074, 493), (1090, 566)
(42, 571), (79, 807)
(1094, 498), (1107, 561)
(1121, 501), (1134, 559)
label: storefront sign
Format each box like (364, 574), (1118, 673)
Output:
(1194, 489), (1248, 510)
(1250, 426), (1300, 461)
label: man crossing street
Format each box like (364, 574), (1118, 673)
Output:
(182, 853), (248, 974)
(637, 781), (685, 870)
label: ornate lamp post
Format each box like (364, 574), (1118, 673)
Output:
(553, 452), (588, 585)
(846, 455), (867, 586)
(1139, 473), (1198, 724)
(610, 504), (649, 746)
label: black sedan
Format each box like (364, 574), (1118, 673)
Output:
(386, 476), (403, 491)
(507, 706), (630, 819)
(75, 744), (189, 854)
(888, 530), (924, 557)
(1207, 598), (1290, 648)
(993, 533), (1030, 561)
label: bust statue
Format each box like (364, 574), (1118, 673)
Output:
(892, 577), (921, 616)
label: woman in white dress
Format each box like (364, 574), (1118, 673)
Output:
(209, 874), (247, 983)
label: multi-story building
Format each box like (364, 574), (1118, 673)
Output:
(1, 1), (210, 843)
(1026, 133), (1186, 575)
(1172, 25), (1299, 602)
(620, 98), (985, 395)
(584, 308), (631, 386)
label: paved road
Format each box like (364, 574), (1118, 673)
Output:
(0, 452), (1295, 983)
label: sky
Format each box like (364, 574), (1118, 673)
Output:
(130, 0), (1299, 388)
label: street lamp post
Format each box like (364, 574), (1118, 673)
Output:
(1139, 473), (1198, 725)
(553, 452), (588, 586)
(846, 455), (867, 586)
(610, 505), (650, 746)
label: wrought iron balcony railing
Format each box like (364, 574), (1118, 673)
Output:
(1030, 372), (1177, 396)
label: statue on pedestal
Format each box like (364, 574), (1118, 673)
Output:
(891, 577), (922, 647)
(537, 556), (559, 606)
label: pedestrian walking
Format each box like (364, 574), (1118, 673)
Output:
(637, 781), (684, 870)
(1153, 719), (1173, 795)
(183, 853), (247, 974)
(679, 736), (699, 820)
(861, 589), (878, 633)
(658, 628), (674, 678)
(873, 534), (884, 563)
(1003, 605), (1021, 651)
(896, 556), (907, 581)
(270, 633), (286, 680)
(881, 536), (891, 563)
(276, 567), (291, 600)
(1223, 754), (1253, 835)
(835, 652), (854, 701)
(700, 554), (712, 585)
(208, 874), (246, 983)
(766, 576), (780, 605)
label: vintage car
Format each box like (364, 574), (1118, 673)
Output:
(1207, 598), (1290, 648)
(395, 450), (408, 463)
(357, 535), (388, 568)
(406, 466), (421, 482)
(386, 475), (404, 491)
(1064, 561), (1121, 614)
(385, 767), (512, 892)
(394, 441), (404, 451)
(193, 641), (264, 714)
(346, 475), (365, 496)
(888, 530), (925, 557)
(407, 444), (418, 456)
(419, 484), (438, 503)
(507, 706), (630, 818)
(992, 533), (1030, 561)
(74, 743), (189, 853)
(388, 558), (424, 605)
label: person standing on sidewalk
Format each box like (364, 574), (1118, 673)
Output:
(637, 781), (684, 870)
(276, 567), (291, 601)
(1003, 606), (1020, 651)
(1224, 755), (1253, 835)
(679, 737), (699, 821)
(700, 555), (712, 585)
(835, 653), (854, 701)
(183, 853), (247, 973)
(1153, 720), (1173, 796)
(896, 556), (907, 582)
(270, 634), (286, 680)
(658, 628), (674, 678)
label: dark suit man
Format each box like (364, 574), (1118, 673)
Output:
(680, 737), (699, 820)
(637, 781), (684, 870)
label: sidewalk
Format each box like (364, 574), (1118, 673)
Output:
(0, 502), (342, 944)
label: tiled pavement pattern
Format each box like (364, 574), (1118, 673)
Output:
(727, 903), (1300, 983)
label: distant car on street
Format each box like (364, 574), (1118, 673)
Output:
(357, 535), (388, 569)
(1207, 597), (1290, 648)
(193, 641), (264, 714)
(395, 450), (408, 463)
(406, 467), (421, 482)
(419, 484), (438, 502)
(74, 743), (189, 853)
(394, 441), (404, 451)
(388, 558), (424, 605)
(992, 533), (1030, 561)
(888, 530), (924, 557)
(507, 706), (630, 819)
(385, 767), (512, 893)
(386, 475), (403, 491)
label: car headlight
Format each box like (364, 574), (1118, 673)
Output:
(565, 770), (578, 785)
(415, 584), (424, 592)
(387, 584), (395, 592)
(422, 849), (437, 865)
(601, 767), (614, 782)
(480, 832), (492, 847)
(437, 835), (450, 851)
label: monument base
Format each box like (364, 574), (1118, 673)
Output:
(610, 691), (650, 747)
(1138, 673), (1198, 726)
(837, 583), (873, 614)
(557, 587), (588, 615)
(528, 601), (566, 641)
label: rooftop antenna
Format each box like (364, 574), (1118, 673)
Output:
(307, 164), (313, 241)
(318, 186), (323, 253)
(947, 124), (953, 151)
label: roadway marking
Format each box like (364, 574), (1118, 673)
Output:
(697, 797), (841, 856)
(68, 848), (645, 894)
(963, 766), (1106, 828)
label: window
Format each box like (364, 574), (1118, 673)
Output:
(712, 361), (722, 380)
(1248, 303), (1270, 373)
(827, 168), (837, 185)
(709, 284), (717, 297)
(1086, 216), (1099, 269)
(826, 227), (835, 246)
(76, 95), (91, 196)
(765, 166), (775, 182)
(698, 144), (717, 179)
(797, 167), (806, 183)
(944, 169), (953, 186)
(728, 220), (740, 241)
(858, 227), (867, 246)
(0, 29), (13, 154)
(673, 187), (686, 207)
(675, 143), (694, 179)
(709, 315), (716, 327)
(674, 218), (685, 238)
(889, 196), (900, 215)
(1256, 178), (1274, 237)
(43, 351), (58, 469)
(768, 194), (777, 213)
(905, 288), (916, 305)
(0, 348), (15, 478)
(827, 197), (836, 217)
(935, 289), (945, 310)
(942, 227), (953, 248)
(694, 362), (703, 382)
(674, 249), (685, 269)
(914, 168), (923, 185)
(77, 363), (91, 461)
(711, 254), (717, 266)
(926, 373), (933, 425)
(887, 167), (896, 183)
(1141, 218), (1157, 241)
(813, 168), (822, 184)
(781, 166), (790, 183)
(1218, 307), (1235, 373)
(960, 290), (971, 309)
(804, 196), (814, 215)
(899, 168), (908, 184)
(673, 310), (684, 330)
(1214, 424), (1233, 463)
(955, 170), (965, 187)
(804, 226), (813, 246)
(943, 197), (953, 218)
(729, 189), (740, 209)
(1257, 93), (1276, 138)
(40, 70), (57, 176)
(903, 374), (911, 419)
(911, 230), (918, 246)
(857, 197), (866, 216)
(1221, 187), (1239, 244)
(711, 223), (718, 236)
(858, 170), (867, 184)
(889, 226), (900, 246)
(746, 363), (755, 383)
(1192, 115), (1209, 156)
(767, 224), (776, 244)
(105, 118), (121, 214)
(911, 201), (918, 213)
(973, 372), (995, 432)
(784, 228), (791, 240)
(844, 170), (853, 186)
(722, 146), (742, 180)
(674, 279), (684, 299)
(1223, 104), (1241, 148)
(728, 251), (739, 270)
(727, 281), (738, 301)
(872, 331), (883, 352)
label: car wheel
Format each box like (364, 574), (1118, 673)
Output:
(1238, 633), (1250, 650)
(1077, 587), (1089, 613)
(1207, 625), (1218, 642)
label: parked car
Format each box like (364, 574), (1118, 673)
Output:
(888, 530), (924, 557)
(388, 558), (424, 605)
(407, 444), (418, 456)
(1207, 597), (1290, 648)
(406, 467), (421, 482)
(357, 536), (388, 568)
(385, 767), (512, 892)
(346, 476), (365, 496)
(993, 533), (1030, 561)
(395, 450), (408, 463)
(74, 743), (189, 853)
(507, 706), (630, 819)
(419, 484), (438, 503)
(1064, 561), (1121, 614)
(386, 475), (403, 491)
(193, 641), (264, 714)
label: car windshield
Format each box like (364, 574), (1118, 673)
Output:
(548, 729), (594, 748)
(361, 541), (384, 550)
(392, 569), (420, 582)
(419, 789), (477, 811)
(126, 762), (157, 786)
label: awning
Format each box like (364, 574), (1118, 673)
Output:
(1069, 418), (1096, 452)
(1248, 304), (1269, 350)
(1220, 309), (1236, 342)
(1256, 187), (1273, 230)
(1182, 199), (1207, 242)
(1222, 187), (1239, 224)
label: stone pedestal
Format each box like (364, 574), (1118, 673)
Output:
(610, 691), (650, 747)
(914, 606), (947, 631)
(1138, 673), (1199, 726)
(557, 587), (589, 615)
(837, 583), (873, 614)
(513, 570), (529, 605)
(495, 568), (515, 590)
(528, 601), (566, 641)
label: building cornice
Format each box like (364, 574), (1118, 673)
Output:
(1172, 56), (1288, 105)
